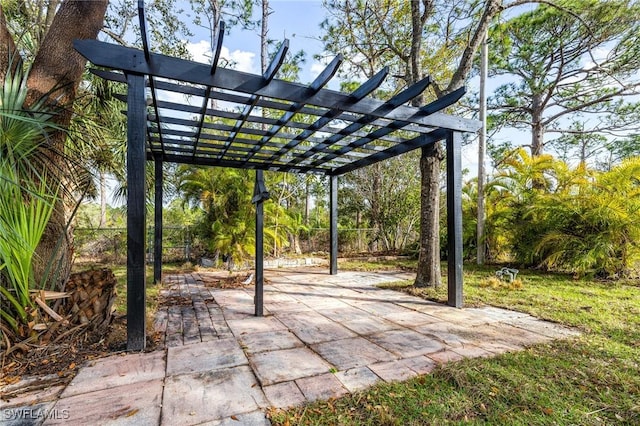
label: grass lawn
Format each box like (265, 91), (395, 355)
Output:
(269, 262), (640, 425)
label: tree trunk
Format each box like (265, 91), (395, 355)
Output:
(531, 95), (545, 156)
(413, 0), (503, 286)
(22, 0), (109, 288)
(99, 170), (107, 228)
(0, 6), (19, 81)
(304, 179), (310, 225)
(414, 143), (444, 287)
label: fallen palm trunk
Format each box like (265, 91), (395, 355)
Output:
(64, 269), (117, 332)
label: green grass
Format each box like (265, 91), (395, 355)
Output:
(269, 262), (640, 425)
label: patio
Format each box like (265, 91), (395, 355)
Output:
(4, 268), (578, 425)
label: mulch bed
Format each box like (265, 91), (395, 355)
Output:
(0, 316), (161, 398)
(199, 273), (262, 289)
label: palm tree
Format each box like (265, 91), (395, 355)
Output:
(0, 67), (59, 343)
(533, 158), (640, 277)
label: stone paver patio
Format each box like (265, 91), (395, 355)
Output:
(1, 267), (579, 425)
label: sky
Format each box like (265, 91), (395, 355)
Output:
(176, 0), (488, 175)
(183, 0), (331, 84)
(103, 0), (488, 205)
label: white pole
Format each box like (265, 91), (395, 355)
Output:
(477, 32), (488, 265)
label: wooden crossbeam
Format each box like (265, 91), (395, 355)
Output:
(75, 39), (480, 132)
(217, 39), (289, 160)
(241, 55), (343, 164)
(282, 75), (432, 170)
(138, 1), (163, 156)
(191, 21), (225, 160)
(266, 67), (388, 166)
(299, 87), (466, 171)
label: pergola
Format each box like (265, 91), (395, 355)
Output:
(75, 2), (481, 351)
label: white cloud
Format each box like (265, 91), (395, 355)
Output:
(186, 39), (213, 64)
(310, 61), (326, 78)
(221, 47), (257, 74)
(186, 40), (257, 74)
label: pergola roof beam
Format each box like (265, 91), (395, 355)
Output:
(217, 40), (289, 160)
(278, 75), (432, 171)
(138, 0), (164, 156)
(191, 21), (225, 160)
(331, 128), (449, 176)
(264, 67), (388, 164)
(75, 39), (479, 133)
(241, 55), (343, 164)
(158, 153), (332, 173)
(300, 87), (467, 170)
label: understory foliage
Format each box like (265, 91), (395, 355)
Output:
(467, 149), (640, 277)
(177, 165), (300, 269)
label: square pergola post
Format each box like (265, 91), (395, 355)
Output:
(126, 72), (147, 351)
(446, 131), (463, 308)
(254, 169), (267, 316)
(329, 175), (338, 275)
(154, 158), (163, 285)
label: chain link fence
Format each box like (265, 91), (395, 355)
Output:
(74, 227), (193, 264)
(75, 226), (399, 264)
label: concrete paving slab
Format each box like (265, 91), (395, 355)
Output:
(401, 355), (437, 375)
(334, 367), (381, 393)
(369, 359), (418, 383)
(424, 308), (492, 325)
(226, 316), (287, 336)
(238, 330), (304, 354)
(316, 306), (371, 323)
(427, 350), (466, 364)
(221, 306), (255, 320)
(473, 323), (554, 347)
(295, 373), (349, 402)
(60, 351), (165, 398)
(466, 306), (531, 322)
(395, 299), (457, 314)
(200, 410), (270, 425)
(341, 317), (400, 335)
(47, 379), (163, 425)
(166, 338), (247, 376)
(263, 301), (309, 313)
(451, 345), (494, 358)
(383, 310), (443, 327)
(476, 341), (521, 355)
(368, 329), (445, 357)
(508, 316), (581, 339)
(249, 347), (332, 386)
(277, 312), (356, 344)
(162, 366), (267, 426)
(311, 337), (396, 370)
(351, 301), (415, 318)
(412, 322), (474, 347)
(262, 381), (306, 408)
